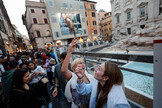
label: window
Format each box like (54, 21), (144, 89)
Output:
(94, 30), (97, 34)
(117, 30), (120, 34)
(140, 6), (145, 17)
(82, 18), (85, 22)
(44, 18), (48, 24)
(42, 10), (45, 14)
(36, 31), (41, 37)
(33, 18), (38, 24)
(31, 9), (35, 13)
(85, 12), (87, 17)
(127, 28), (131, 34)
(80, 5), (84, 9)
(87, 21), (88, 25)
(70, 4), (73, 9)
(160, 0), (162, 5)
(55, 31), (60, 38)
(140, 25), (145, 29)
(84, 29), (87, 34)
(51, 15), (57, 23)
(116, 16), (120, 23)
(159, 0), (162, 14)
(92, 12), (96, 17)
(47, 30), (50, 36)
(48, 0), (54, 7)
(127, 11), (131, 20)
(84, 4), (86, 9)
(63, 3), (68, 8)
(90, 4), (95, 9)
(93, 21), (96, 25)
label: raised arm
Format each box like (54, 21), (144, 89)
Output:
(75, 64), (92, 95)
(61, 39), (77, 81)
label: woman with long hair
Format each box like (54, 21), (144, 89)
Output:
(62, 40), (94, 108)
(10, 68), (46, 108)
(75, 61), (130, 108)
(27, 61), (51, 105)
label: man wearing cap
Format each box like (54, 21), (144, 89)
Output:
(20, 55), (28, 69)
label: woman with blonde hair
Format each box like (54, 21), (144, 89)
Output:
(62, 40), (94, 108)
(75, 61), (130, 108)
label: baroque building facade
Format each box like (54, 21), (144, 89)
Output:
(111, 0), (162, 38)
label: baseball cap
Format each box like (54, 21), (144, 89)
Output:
(0, 55), (4, 58)
(21, 55), (27, 60)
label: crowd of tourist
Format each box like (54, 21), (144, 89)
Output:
(0, 39), (130, 108)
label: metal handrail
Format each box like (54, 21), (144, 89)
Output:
(72, 52), (153, 63)
(85, 58), (153, 77)
(72, 52), (153, 77)
(119, 66), (153, 77)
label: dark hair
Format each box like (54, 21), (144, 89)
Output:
(60, 52), (67, 59)
(9, 61), (19, 69)
(95, 62), (123, 108)
(12, 68), (29, 89)
(27, 61), (36, 72)
(50, 50), (53, 52)
(46, 53), (51, 57)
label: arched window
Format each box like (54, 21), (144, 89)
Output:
(36, 30), (41, 37)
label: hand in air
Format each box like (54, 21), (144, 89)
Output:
(69, 39), (78, 53)
(75, 64), (83, 79)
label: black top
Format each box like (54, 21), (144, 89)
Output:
(19, 63), (27, 69)
(55, 63), (72, 92)
(10, 86), (46, 108)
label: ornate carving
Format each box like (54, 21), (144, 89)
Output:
(115, 0), (120, 6)
(115, 13), (121, 16)
(137, 2), (148, 7)
(125, 19), (133, 25)
(115, 22), (122, 28)
(138, 14), (148, 22)
(124, 0), (132, 6)
(124, 8), (133, 13)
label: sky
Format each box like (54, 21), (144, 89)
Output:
(3, 0), (111, 37)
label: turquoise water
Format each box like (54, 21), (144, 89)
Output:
(122, 62), (153, 96)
